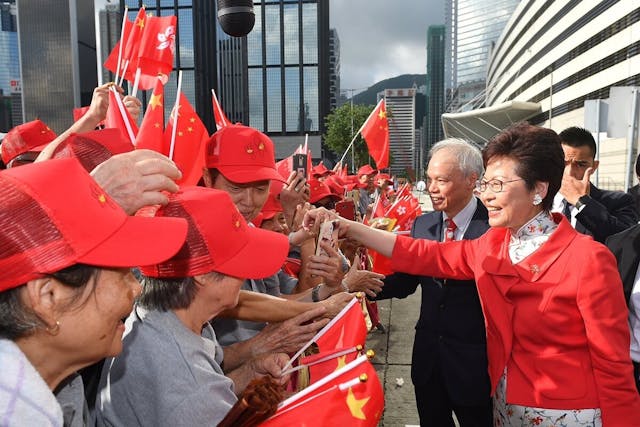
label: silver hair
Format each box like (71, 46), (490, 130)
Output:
(138, 272), (227, 312)
(428, 138), (484, 178)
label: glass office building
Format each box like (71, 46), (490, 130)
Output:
(0, 0), (19, 132)
(445, 0), (519, 111)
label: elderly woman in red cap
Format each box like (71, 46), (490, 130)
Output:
(96, 187), (297, 427)
(0, 159), (187, 426)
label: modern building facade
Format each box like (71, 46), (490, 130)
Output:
(485, 0), (640, 190)
(426, 25), (445, 150)
(444, 0), (519, 112)
(0, 0), (19, 132)
(384, 87), (417, 177)
(328, 28), (340, 113)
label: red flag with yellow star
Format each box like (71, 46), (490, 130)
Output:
(136, 78), (165, 153)
(260, 355), (384, 427)
(163, 93), (209, 186)
(359, 99), (389, 169)
(105, 88), (138, 146)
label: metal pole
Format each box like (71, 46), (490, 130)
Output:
(625, 89), (639, 191)
(350, 94), (355, 173)
(594, 100), (600, 186)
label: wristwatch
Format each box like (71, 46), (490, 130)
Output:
(574, 195), (591, 210)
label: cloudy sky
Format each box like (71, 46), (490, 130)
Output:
(330, 0), (446, 93)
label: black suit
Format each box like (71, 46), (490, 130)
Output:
(606, 224), (640, 392)
(375, 201), (491, 427)
(573, 184), (638, 243)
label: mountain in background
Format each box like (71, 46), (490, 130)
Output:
(345, 74), (427, 126)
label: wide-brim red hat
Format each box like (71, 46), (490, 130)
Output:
(139, 187), (288, 280)
(205, 124), (286, 184)
(0, 158), (188, 292)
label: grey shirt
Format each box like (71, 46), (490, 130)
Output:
(212, 276), (281, 346)
(96, 307), (236, 427)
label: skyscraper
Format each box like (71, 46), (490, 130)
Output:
(384, 87), (417, 177)
(328, 28), (340, 113)
(0, 0), (19, 132)
(426, 25), (445, 149)
(445, 0), (519, 112)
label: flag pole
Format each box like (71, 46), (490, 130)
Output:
(131, 67), (141, 98)
(338, 98), (384, 165)
(210, 88), (228, 127)
(114, 6), (128, 83)
(169, 70), (183, 161)
(118, 59), (130, 87)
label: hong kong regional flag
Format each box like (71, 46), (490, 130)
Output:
(137, 15), (177, 84)
(359, 99), (389, 170)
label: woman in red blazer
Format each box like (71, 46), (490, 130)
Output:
(305, 123), (640, 426)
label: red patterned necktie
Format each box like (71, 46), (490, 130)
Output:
(444, 218), (457, 242)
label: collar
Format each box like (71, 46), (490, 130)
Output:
(511, 210), (557, 241)
(443, 196), (477, 239)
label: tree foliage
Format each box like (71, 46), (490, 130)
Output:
(323, 103), (375, 172)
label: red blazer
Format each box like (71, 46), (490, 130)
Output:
(392, 213), (640, 425)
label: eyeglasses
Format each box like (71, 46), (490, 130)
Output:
(475, 178), (524, 193)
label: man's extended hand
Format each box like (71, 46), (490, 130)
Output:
(560, 164), (593, 205)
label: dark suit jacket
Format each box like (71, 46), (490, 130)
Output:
(606, 223), (640, 306)
(375, 201), (490, 406)
(575, 184), (638, 243)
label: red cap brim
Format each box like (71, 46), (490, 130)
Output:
(78, 216), (188, 267)
(213, 227), (288, 279)
(217, 165), (288, 184)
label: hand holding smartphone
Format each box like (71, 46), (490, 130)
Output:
(292, 153), (308, 180)
(315, 219), (340, 257)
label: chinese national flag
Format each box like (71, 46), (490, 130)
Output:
(163, 93), (209, 186)
(103, 9), (148, 85)
(105, 89), (138, 145)
(360, 99), (389, 170)
(260, 355), (384, 427)
(104, 19), (134, 80)
(136, 78), (165, 153)
(211, 88), (230, 130)
(137, 15), (176, 87)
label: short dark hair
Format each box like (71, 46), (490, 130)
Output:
(0, 264), (98, 340)
(138, 276), (199, 311)
(559, 126), (597, 158)
(482, 122), (564, 211)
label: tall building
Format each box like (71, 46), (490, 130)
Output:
(328, 28), (340, 113)
(426, 25), (445, 150)
(485, 0), (640, 189)
(0, 0), (19, 132)
(445, 0), (519, 112)
(16, 0), (97, 134)
(384, 87), (417, 177)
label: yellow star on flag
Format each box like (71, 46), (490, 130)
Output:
(335, 355), (347, 371)
(187, 126), (194, 133)
(178, 131), (184, 137)
(377, 109), (387, 120)
(346, 387), (370, 420)
(149, 93), (163, 110)
(136, 17), (145, 29)
(189, 117), (196, 123)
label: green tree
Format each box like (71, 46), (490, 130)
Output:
(323, 103), (375, 172)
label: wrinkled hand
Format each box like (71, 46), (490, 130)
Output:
(280, 171), (310, 214)
(306, 241), (344, 287)
(303, 207), (344, 237)
(343, 255), (385, 298)
(90, 149), (181, 214)
(122, 95), (142, 123)
(251, 352), (291, 385)
(85, 83), (114, 125)
(559, 165), (592, 205)
(318, 292), (354, 318)
(253, 306), (329, 354)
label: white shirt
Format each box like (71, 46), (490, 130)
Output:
(442, 196), (477, 242)
(552, 192), (586, 228)
(629, 264), (640, 362)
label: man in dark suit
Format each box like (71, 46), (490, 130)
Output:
(374, 139), (492, 427)
(606, 225), (640, 393)
(553, 126), (637, 243)
(627, 154), (640, 215)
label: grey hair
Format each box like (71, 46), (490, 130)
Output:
(429, 138), (484, 178)
(138, 272), (226, 312)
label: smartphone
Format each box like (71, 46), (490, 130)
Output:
(292, 153), (308, 180)
(315, 220), (340, 257)
(335, 200), (356, 221)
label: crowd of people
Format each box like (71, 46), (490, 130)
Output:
(1, 83), (640, 427)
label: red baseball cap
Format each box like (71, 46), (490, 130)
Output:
(357, 164), (377, 177)
(324, 175), (356, 195)
(205, 124), (286, 184)
(309, 177), (342, 204)
(375, 173), (393, 185)
(0, 158), (188, 292)
(1, 119), (57, 165)
(311, 162), (334, 178)
(260, 181), (284, 221)
(51, 128), (134, 172)
(139, 187), (289, 280)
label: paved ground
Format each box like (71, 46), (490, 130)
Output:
(366, 290), (422, 427)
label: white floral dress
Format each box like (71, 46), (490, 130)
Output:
(493, 211), (602, 427)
